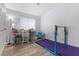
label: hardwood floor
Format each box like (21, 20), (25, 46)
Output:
(1, 43), (53, 56)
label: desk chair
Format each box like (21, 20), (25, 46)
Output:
(22, 31), (29, 45)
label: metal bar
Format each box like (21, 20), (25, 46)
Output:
(55, 25), (66, 27)
(64, 30), (66, 45)
(54, 25), (57, 53)
(56, 26), (66, 27)
(64, 27), (67, 45)
(54, 32), (57, 53)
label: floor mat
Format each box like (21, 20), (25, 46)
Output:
(36, 39), (79, 56)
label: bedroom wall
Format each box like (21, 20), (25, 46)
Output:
(0, 3), (6, 55)
(41, 3), (79, 47)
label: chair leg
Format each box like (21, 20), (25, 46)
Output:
(27, 37), (29, 44)
(22, 38), (24, 45)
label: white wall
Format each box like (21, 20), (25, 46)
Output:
(41, 3), (79, 47)
(0, 3), (6, 55)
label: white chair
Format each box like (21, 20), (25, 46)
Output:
(21, 30), (29, 45)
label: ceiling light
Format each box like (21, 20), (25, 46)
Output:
(36, 3), (40, 5)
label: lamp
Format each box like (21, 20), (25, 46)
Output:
(7, 16), (14, 45)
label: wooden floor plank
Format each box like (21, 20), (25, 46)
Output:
(1, 43), (53, 56)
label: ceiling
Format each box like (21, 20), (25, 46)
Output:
(5, 3), (63, 16)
